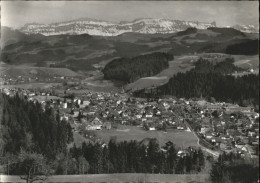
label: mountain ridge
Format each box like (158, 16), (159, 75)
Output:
(18, 18), (259, 36)
(19, 18), (217, 36)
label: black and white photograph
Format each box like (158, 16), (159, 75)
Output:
(0, 1), (259, 182)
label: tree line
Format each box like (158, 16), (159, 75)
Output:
(210, 152), (259, 183)
(192, 57), (243, 74)
(102, 52), (173, 83)
(68, 138), (205, 174)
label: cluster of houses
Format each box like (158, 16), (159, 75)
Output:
(67, 93), (190, 132)
(193, 100), (259, 158)
(58, 94), (189, 134)
(0, 72), (81, 86)
(0, 75), (40, 85)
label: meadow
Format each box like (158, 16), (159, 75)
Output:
(95, 125), (199, 148)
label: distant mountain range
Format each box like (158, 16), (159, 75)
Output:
(19, 18), (217, 36)
(19, 18), (258, 36)
(231, 24), (259, 34)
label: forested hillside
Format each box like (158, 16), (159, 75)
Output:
(191, 57), (243, 74)
(207, 27), (245, 37)
(0, 93), (73, 158)
(176, 27), (198, 36)
(134, 58), (259, 106)
(211, 152), (259, 183)
(226, 39), (259, 55)
(160, 72), (258, 105)
(103, 52), (173, 83)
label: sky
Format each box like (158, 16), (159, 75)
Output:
(1, 1), (259, 28)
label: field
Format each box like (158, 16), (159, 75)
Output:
(1, 173), (210, 183)
(125, 76), (169, 91)
(232, 55), (259, 70)
(0, 64), (80, 78)
(95, 125), (199, 148)
(125, 56), (196, 91)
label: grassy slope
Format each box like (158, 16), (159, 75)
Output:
(232, 55), (259, 69)
(125, 56), (196, 91)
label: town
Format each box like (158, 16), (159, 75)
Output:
(0, 1), (259, 182)
(1, 86), (258, 160)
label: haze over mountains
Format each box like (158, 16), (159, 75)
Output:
(18, 18), (258, 36)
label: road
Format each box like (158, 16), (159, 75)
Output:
(184, 121), (220, 158)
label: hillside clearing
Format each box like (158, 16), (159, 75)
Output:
(125, 56), (195, 91)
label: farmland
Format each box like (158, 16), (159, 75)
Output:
(95, 125), (199, 148)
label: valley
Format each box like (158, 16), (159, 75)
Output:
(0, 18), (259, 182)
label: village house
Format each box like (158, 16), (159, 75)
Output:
(145, 111), (153, 118)
(200, 126), (210, 135)
(149, 126), (156, 131)
(155, 109), (162, 116)
(136, 113), (143, 119)
(177, 150), (188, 157)
(86, 117), (103, 130)
(79, 100), (90, 108)
(205, 132), (213, 139)
(235, 141), (246, 149)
